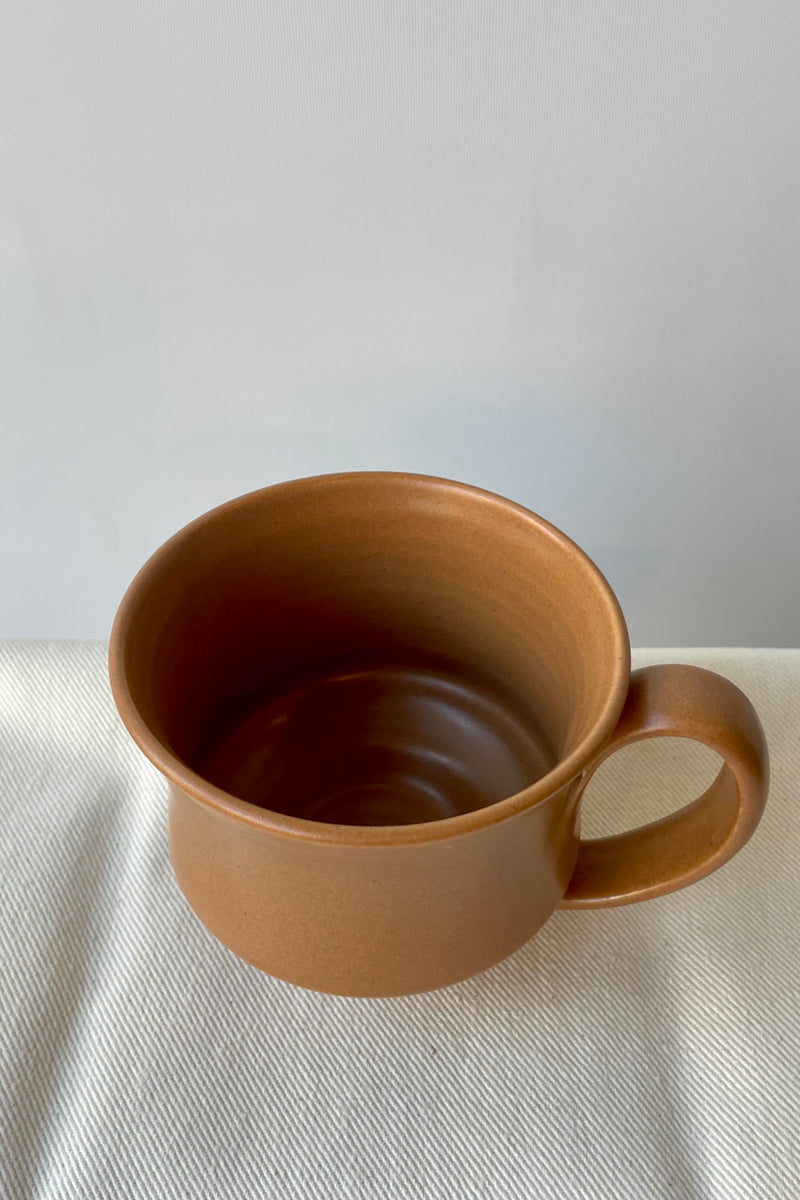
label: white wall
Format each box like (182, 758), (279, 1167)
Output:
(2, 1), (798, 644)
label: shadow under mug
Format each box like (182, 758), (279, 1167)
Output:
(109, 473), (768, 996)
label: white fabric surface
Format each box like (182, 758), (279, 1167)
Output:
(0, 643), (797, 1200)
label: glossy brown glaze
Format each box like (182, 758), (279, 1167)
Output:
(109, 473), (768, 995)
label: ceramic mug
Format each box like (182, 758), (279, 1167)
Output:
(109, 473), (768, 996)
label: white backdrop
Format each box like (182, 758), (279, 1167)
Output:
(2, 1), (798, 643)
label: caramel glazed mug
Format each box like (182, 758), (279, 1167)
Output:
(109, 473), (769, 997)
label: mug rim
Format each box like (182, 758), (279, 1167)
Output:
(109, 472), (631, 845)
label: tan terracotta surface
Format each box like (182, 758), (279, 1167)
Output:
(109, 473), (769, 996)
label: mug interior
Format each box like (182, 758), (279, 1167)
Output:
(112, 474), (628, 828)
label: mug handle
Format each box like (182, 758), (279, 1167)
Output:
(559, 664), (769, 908)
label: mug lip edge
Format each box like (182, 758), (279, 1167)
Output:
(108, 471), (631, 845)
